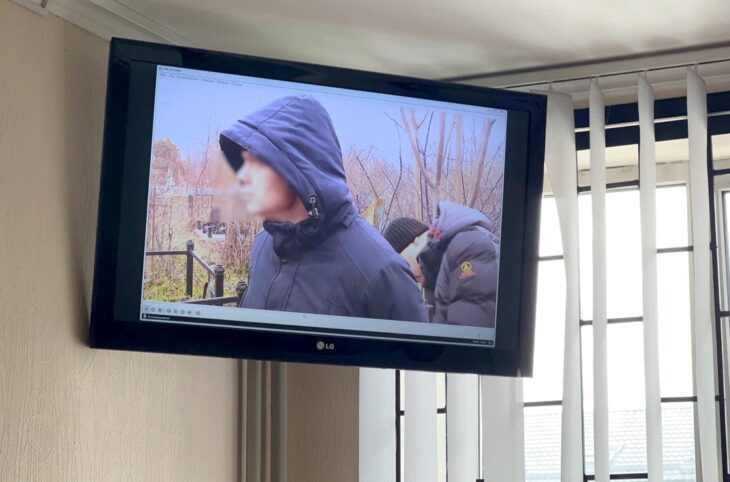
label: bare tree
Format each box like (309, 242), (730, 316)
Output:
(399, 107), (451, 221)
(467, 118), (497, 208)
(453, 114), (465, 205)
(433, 112), (447, 213)
(351, 147), (380, 200)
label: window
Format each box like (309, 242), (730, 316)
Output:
(524, 184), (697, 481)
(395, 92), (730, 481)
(574, 136), (696, 481)
(523, 196), (566, 482)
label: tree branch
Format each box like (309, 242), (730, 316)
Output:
(467, 118), (497, 207)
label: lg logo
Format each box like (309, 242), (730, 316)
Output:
(316, 341), (335, 351)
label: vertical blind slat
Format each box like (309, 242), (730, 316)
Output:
(404, 371), (438, 482)
(357, 75), (725, 482)
(590, 79), (610, 482)
(687, 67), (722, 482)
(245, 360), (263, 482)
(263, 362), (272, 482)
(271, 362), (287, 482)
(481, 376), (525, 480)
(543, 90), (583, 482)
(446, 374), (480, 481)
(359, 368), (396, 482)
(638, 74), (664, 482)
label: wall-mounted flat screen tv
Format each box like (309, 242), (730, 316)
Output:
(89, 38), (546, 376)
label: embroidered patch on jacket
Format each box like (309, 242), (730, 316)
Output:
(458, 260), (476, 281)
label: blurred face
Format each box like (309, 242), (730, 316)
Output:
(399, 231), (429, 286)
(236, 151), (305, 222)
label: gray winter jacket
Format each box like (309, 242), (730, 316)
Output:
(219, 95), (429, 323)
(417, 201), (500, 327)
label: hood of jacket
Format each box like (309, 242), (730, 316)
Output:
(219, 95), (355, 256)
(417, 200), (496, 291)
(429, 200), (493, 245)
(220, 95), (352, 230)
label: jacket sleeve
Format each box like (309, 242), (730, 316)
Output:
(366, 260), (430, 323)
(437, 229), (499, 327)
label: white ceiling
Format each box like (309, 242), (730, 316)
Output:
(109, 0), (730, 81)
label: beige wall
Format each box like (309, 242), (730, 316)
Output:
(0, 3), (359, 480)
(0, 2), (241, 480)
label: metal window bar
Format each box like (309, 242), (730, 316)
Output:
(539, 246), (692, 265)
(709, 132), (730, 479)
(579, 316), (643, 326)
(538, 254), (565, 262)
(523, 400), (563, 408)
(584, 474), (648, 481)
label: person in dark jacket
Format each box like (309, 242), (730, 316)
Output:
(383, 201), (500, 327)
(381, 216), (431, 305)
(219, 95), (429, 323)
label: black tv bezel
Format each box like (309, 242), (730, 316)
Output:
(89, 38), (546, 376)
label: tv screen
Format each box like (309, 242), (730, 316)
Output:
(89, 38), (546, 376)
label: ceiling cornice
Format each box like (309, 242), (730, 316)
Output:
(42, 0), (179, 44)
(26, 0), (730, 105)
(445, 42), (730, 90)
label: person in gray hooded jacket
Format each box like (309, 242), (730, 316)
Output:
(219, 95), (429, 324)
(383, 201), (500, 327)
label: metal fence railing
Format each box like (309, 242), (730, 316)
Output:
(146, 239), (247, 306)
